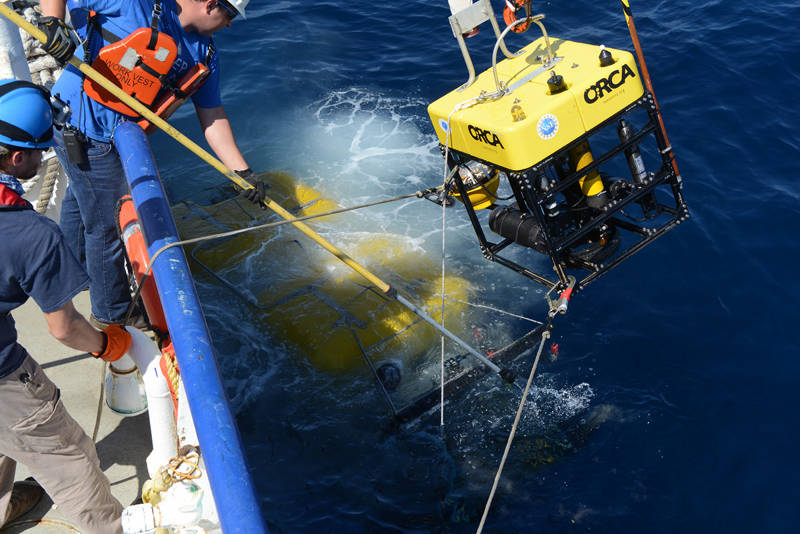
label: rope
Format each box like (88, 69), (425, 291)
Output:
(162, 349), (180, 406)
(18, 1), (64, 88)
(9, 2), (68, 214)
(91, 360), (108, 442)
(439, 160), (450, 431)
(167, 451), (202, 481)
(142, 452), (202, 505)
(436, 90), (500, 429)
(476, 328), (550, 534)
(444, 295), (543, 325)
(34, 154), (60, 214)
(435, 88), (501, 427)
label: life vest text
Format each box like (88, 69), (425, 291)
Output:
(109, 62), (156, 89)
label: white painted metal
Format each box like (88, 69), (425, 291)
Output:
(0, 12), (31, 80)
(124, 328), (179, 477)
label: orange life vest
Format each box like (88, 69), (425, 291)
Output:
(81, 2), (214, 132)
(84, 26), (178, 117)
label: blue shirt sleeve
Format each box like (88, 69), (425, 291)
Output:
(18, 217), (90, 314)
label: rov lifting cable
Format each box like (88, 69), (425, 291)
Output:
(0, 3), (517, 383)
(476, 327), (550, 534)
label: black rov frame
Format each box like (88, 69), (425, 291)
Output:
(444, 91), (689, 293)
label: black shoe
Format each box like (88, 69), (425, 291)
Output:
(2, 478), (44, 526)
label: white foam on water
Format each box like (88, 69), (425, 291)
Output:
(200, 87), (584, 421)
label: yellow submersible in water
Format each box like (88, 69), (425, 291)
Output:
(172, 171), (471, 373)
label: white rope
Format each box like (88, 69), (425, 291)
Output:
(439, 157), (448, 430)
(33, 153), (60, 213)
(18, 1), (64, 88)
(437, 93), (502, 428)
(476, 328), (550, 534)
(438, 106), (460, 430)
(444, 295), (543, 325)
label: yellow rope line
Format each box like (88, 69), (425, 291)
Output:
(162, 348), (181, 406)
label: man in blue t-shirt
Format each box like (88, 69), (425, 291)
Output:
(38, 0), (263, 327)
(0, 80), (131, 533)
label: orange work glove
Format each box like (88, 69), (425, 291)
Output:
(92, 324), (132, 362)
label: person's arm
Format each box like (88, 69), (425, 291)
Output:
(38, 0), (75, 65)
(44, 300), (105, 354)
(40, 0), (67, 19)
(196, 105), (249, 171)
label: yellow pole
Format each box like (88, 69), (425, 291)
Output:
(0, 2), (391, 292)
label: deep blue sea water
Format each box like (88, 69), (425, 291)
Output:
(149, 1), (800, 532)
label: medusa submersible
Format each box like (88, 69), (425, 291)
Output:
(428, 0), (689, 294)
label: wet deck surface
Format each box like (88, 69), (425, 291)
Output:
(4, 291), (150, 533)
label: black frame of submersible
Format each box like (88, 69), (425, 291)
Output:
(442, 90), (690, 293)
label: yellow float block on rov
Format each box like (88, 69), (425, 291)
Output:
(173, 171), (471, 373)
(427, 37), (645, 171)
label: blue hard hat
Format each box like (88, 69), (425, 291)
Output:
(0, 79), (55, 150)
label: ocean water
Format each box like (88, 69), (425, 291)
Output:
(149, 1), (800, 532)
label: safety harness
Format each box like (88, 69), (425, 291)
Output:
(81, 0), (214, 132)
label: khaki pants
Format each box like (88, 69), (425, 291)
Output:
(0, 353), (122, 533)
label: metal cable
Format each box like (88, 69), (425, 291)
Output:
(123, 186), (441, 323)
(91, 360), (108, 442)
(439, 146), (453, 432)
(437, 98), (488, 430)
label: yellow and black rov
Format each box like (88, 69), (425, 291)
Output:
(428, 0), (689, 294)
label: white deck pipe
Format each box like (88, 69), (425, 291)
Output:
(0, 12), (31, 80)
(124, 328), (179, 477)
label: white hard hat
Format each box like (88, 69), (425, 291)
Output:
(225, 0), (249, 19)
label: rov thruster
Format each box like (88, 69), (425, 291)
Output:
(428, 0), (689, 292)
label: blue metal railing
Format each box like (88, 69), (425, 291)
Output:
(116, 122), (267, 533)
